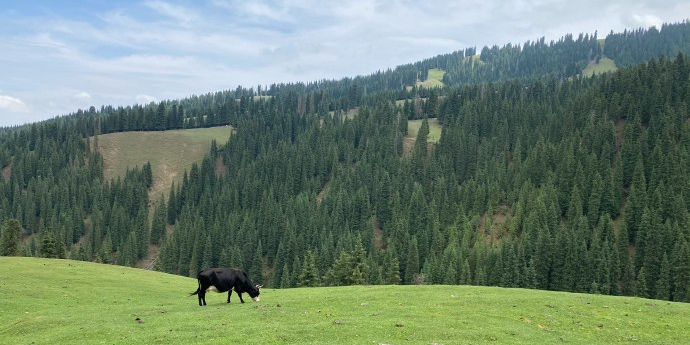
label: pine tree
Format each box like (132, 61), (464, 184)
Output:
(383, 251), (401, 285)
(523, 259), (538, 289)
(121, 231), (138, 267)
(566, 186), (583, 222)
(350, 240), (370, 284)
(280, 263), (291, 289)
(250, 241), (264, 284)
(0, 219), (22, 256)
(624, 159), (647, 243)
(167, 183), (177, 224)
(298, 250), (320, 287)
(350, 265), (366, 285)
(100, 234), (113, 264)
(40, 230), (59, 258)
(201, 235), (213, 270)
(459, 259), (471, 285)
(150, 198), (167, 245)
(156, 236), (178, 274)
(655, 253), (671, 300)
(405, 236), (420, 284)
(324, 251), (353, 286)
(188, 237), (201, 277)
(586, 173), (602, 226)
(670, 238), (690, 301)
(635, 266), (648, 298)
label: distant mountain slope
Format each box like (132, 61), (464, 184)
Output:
(95, 126), (233, 203)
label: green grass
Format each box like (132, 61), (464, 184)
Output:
(417, 68), (445, 88)
(2, 257), (690, 344)
(252, 95), (273, 101)
(582, 57), (618, 77)
(395, 98), (427, 107)
(407, 118), (442, 143)
(95, 126), (233, 203)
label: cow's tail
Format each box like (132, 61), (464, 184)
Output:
(189, 280), (201, 296)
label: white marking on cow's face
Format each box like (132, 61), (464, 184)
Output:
(252, 296), (260, 302)
(207, 285), (219, 292)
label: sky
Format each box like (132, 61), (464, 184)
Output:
(0, 0), (688, 127)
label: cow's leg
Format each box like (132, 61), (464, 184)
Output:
(199, 289), (207, 306)
(238, 292), (245, 303)
(227, 289), (232, 303)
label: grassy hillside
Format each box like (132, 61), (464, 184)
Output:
(94, 126), (233, 203)
(403, 118), (443, 157)
(417, 68), (446, 88)
(582, 57), (617, 77)
(407, 118), (443, 143)
(2, 257), (689, 345)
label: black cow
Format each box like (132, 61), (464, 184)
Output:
(190, 268), (262, 306)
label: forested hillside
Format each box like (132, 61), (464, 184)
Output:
(1, 22), (690, 303)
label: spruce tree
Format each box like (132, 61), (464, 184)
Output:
(405, 237), (420, 284)
(188, 238), (201, 277)
(635, 266), (649, 298)
(0, 219), (21, 256)
(324, 251), (352, 286)
(670, 238), (689, 301)
(383, 252), (401, 285)
(280, 263), (291, 289)
(201, 235), (213, 270)
(523, 259), (538, 289)
(655, 253), (671, 300)
(298, 250), (320, 287)
(122, 231), (138, 267)
(442, 260), (457, 285)
(40, 230), (59, 258)
(167, 183), (177, 224)
(459, 259), (471, 285)
(157, 236), (178, 274)
(250, 241), (264, 284)
(150, 198), (167, 245)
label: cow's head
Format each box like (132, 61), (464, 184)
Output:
(249, 284), (262, 302)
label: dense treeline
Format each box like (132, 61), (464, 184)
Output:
(155, 54), (690, 302)
(13, 22), (689, 139)
(0, 119), (153, 265)
(605, 20), (690, 67)
(1, 23), (690, 303)
(443, 33), (599, 85)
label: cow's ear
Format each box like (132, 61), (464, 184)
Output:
(256, 284), (263, 289)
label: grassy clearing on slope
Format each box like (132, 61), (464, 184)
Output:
(327, 107), (359, 121)
(252, 95), (273, 101)
(582, 57), (617, 77)
(407, 118), (442, 143)
(4, 257), (688, 345)
(417, 68), (445, 88)
(95, 126), (233, 203)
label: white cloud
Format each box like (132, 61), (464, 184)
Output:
(74, 92), (91, 100)
(0, 95), (27, 112)
(145, 1), (198, 25)
(213, 1), (295, 23)
(631, 14), (663, 29)
(135, 94), (157, 104)
(0, 0), (689, 127)
(251, 3), (293, 22)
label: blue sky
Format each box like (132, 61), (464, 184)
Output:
(1, 0), (688, 127)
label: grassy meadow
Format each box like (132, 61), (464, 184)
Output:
(417, 68), (446, 89)
(407, 118), (443, 143)
(94, 126), (233, 203)
(582, 57), (618, 77)
(2, 257), (689, 344)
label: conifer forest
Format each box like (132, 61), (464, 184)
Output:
(2, 21), (690, 303)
